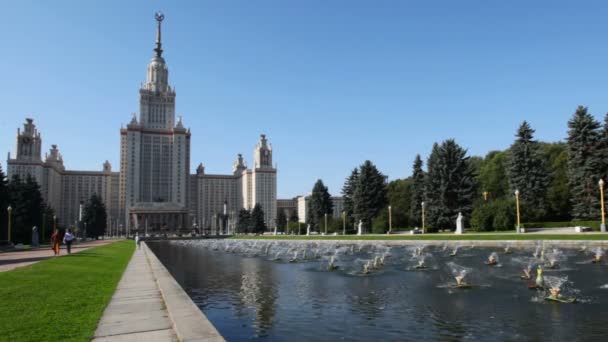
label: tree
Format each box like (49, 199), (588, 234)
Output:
(507, 121), (550, 221)
(477, 150), (510, 200)
(237, 209), (251, 233)
(542, 142), (571, 221)
(288, 209), (298, 223)
(425, 140), (476, 232)
(409, 155), (425, 227)
(276, 210), (287, 233)
(341, 168), (359, 230)
(567, 106), (601, 220)
(598, 112), (608, 182)
(82, 193), (107, 239)
(0, 165), (8, 241)
(308, 179), (333, 230)
(8, 175), (44, 244)
(353, 160), (387, 232)
(250, 204), (267, 234)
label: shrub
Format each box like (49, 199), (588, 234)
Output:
(471, 198), (516, 231)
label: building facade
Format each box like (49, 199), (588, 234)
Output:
(295, 195), (344, 223)
(6, 13), (277, 233)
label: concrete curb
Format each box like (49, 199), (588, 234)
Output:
(143, 242), (225, 342)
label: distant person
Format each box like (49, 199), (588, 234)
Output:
(63, 229), (75, 254)
(51, 229), (61, 256)
(135, 233), (141, 249)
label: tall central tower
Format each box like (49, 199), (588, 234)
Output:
(119, 12), (191, 231)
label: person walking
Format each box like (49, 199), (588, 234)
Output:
(63, 229), (75, 254)
(135, 232), (141, 250)
(51, 229), (61, 256)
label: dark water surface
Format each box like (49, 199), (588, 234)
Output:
(148, 240), (608, 341)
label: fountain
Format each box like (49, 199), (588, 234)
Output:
(414, 255), (427, 269)
(447, 262), (472, 288)
(485, 252), (499, 266)
(529, 266), (544, 289)
(327, 255), (339, 271)
(521, 263), (533, 280)
(544, 275), (576, 303)
(545, 248), (563, 269)
(449, 246), (460, 257)
(503, 244), (512, 254)
(592, 247), (604, 264)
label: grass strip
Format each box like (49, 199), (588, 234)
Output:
(0, 240), (135, 341)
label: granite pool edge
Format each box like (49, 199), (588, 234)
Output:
(143, 242), (225, 342)
(217, 239), (608, 248)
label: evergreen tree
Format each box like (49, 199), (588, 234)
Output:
(250, 204), (267, 234)
(83, 193), (107, 239)
(0, 165), (8, 241)
(409, 155), (425, 227)
(598, 112), (608, 181)
(341, 168), (359, 230)
(425, 140), (476, 232)
(308, 179), (333, 230)
(567, 106), (601, 220)
(277, 210), (287, 232)
(41, 205), (56, 243)
(353, 160), (387, 232)
(507, 121), (550, 220)
(288, 209), (298, 223)
(542, 142), (571, 221)
(237, 209), (251, 233)
(8, 175), (44, 244)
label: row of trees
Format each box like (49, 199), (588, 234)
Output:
(236, 204), (267, 234)
(0, 165), (108, 243)
(299, 105), (608, 233)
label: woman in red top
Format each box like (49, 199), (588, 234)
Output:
(51, 229), (61, 256)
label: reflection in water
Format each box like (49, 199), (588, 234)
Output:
(148, 240), (608, 341)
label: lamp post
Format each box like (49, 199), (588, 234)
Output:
(515, 190), (521, 233)
(53, 215), (57, 233)
(7, 206), (12, 243)
(600, 179), (606, 233)
(421, 202), (426, 234)
(324, 213), (328, 235)
(388, 205), (392, 234)
(483, 191), (489, 201)
(342, 211), (346, 235)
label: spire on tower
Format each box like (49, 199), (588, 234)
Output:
(154, 11), (165, 57)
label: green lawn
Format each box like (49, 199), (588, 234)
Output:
(230, 234), (608, 241)
(0, 240), (134, 342)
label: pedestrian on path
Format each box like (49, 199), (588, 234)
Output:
(135, 233), (141, 249)
(63, 229), (75, 254)
(51, 229), (61, 256)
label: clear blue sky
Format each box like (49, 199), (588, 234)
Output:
(2, 1), (608, 198)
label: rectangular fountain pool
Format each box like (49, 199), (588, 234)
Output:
(147, 240), (608, 341)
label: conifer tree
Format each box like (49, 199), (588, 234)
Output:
(237, 209), (251, 233)
(250, 204), (267, 234)
(507, 121), (550, 220)
(83, 193), (107, 238)
(0, 165), (8, 241)
(567, 106), (601, 220)
(308, 179), (333, 230)
(276, 209), (287, 232)
(353, 160), (387, 232)
(341, 168), (359, 229)
(425, 140), (476, 231)
(409, 155), (425, 227)
(288, 209), (298, 223)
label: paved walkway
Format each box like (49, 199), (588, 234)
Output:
(0, 240), (115, 272)
(93, 246), (178, 341)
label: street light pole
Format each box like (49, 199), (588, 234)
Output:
(515, 190), (521, 233)
(7, 206), (12, 243)
(342, 211), (346, 235)
(324, 213), (328, 235)
(421, 202), (426, 234)
(600, 179), (606, 232)
(388, 205), (392, 234)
